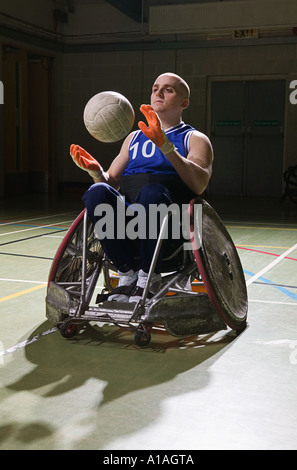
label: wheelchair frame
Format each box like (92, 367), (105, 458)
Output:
(46, 198), (248, 347)
(282, 165), (297, 204)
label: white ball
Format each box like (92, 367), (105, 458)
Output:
(83, 91), (135, 143)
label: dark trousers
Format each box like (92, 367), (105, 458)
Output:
(82, 182), (177, 273)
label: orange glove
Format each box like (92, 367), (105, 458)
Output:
(70, 144), (103, 179)
(138, 105), (175, 155)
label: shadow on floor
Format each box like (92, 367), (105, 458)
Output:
(1, 320), (245, 448)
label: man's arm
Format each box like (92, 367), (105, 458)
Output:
(70, 133), (133, 190)
(93, 133), (132, 189)
(165, 131), (213, 195)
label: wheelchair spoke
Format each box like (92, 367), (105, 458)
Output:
(51, 214), (102, 284)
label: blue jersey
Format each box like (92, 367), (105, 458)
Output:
(120, 122), (197, 203)
(123, 122), (195, 176)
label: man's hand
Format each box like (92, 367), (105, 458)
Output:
(70, 144), (103, 179)
(138, 105), (175, 155)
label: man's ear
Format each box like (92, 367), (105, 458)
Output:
(181, 98), (189, 110)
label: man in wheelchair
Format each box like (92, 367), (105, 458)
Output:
(70, 73), (213, 304)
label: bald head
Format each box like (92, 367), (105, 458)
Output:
(155, 73), (190, 99)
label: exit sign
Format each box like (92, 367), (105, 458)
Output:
(233, 29), (258, 39)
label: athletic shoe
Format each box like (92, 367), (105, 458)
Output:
(130, 269), (162, 303)
(108, 269), (138, 302)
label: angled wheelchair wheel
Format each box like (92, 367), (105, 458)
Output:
(47, 209), (104, 295)
(189, 198), (248, 330)
(134, 323), (153, 347)
(60, 322), (78, 339)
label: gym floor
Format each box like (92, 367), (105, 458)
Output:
(0, 192), (297, 450)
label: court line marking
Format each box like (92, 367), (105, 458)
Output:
(0, 211), (77, 227)
(0, 251), (53, 260)
(238, 246), (297, 262)
(0, 278), (46, 284)
(0, 219), (73, 237)
(248, 299), (297, 306)
(237, 244), (294, 249)
(254, 281), (297, 289)
(0, 228), (68, 248)
(43, 235), (65, 239)
(0, 327), (58, 358)
(5, 223), (70, 230)
(0, 283), (47, 303)
(246, 241), (297, 287)
(228, 225), (297, 231)
(245, 270), (297, 302)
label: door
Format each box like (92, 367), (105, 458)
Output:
(245, 80), (285, 197)
(2, 46), (54, 195)
(27, 54), (55, 193)
(2, 47), (28, 194)
(209, 79), (285, 197)
(210, 81), (245, 196)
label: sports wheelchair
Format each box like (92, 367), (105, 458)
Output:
(282, 164), (297, 204)
(45, 197), (248, 347)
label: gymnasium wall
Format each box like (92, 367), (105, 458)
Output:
(0, 0), (297, 197)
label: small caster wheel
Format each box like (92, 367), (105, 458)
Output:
(134, 323), (153, 347)
(60, 322), (78, 339)
(134, 330), (151, 347)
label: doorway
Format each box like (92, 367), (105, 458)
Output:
(2, 46), (55, 196)
(209, 79), (286, 197)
